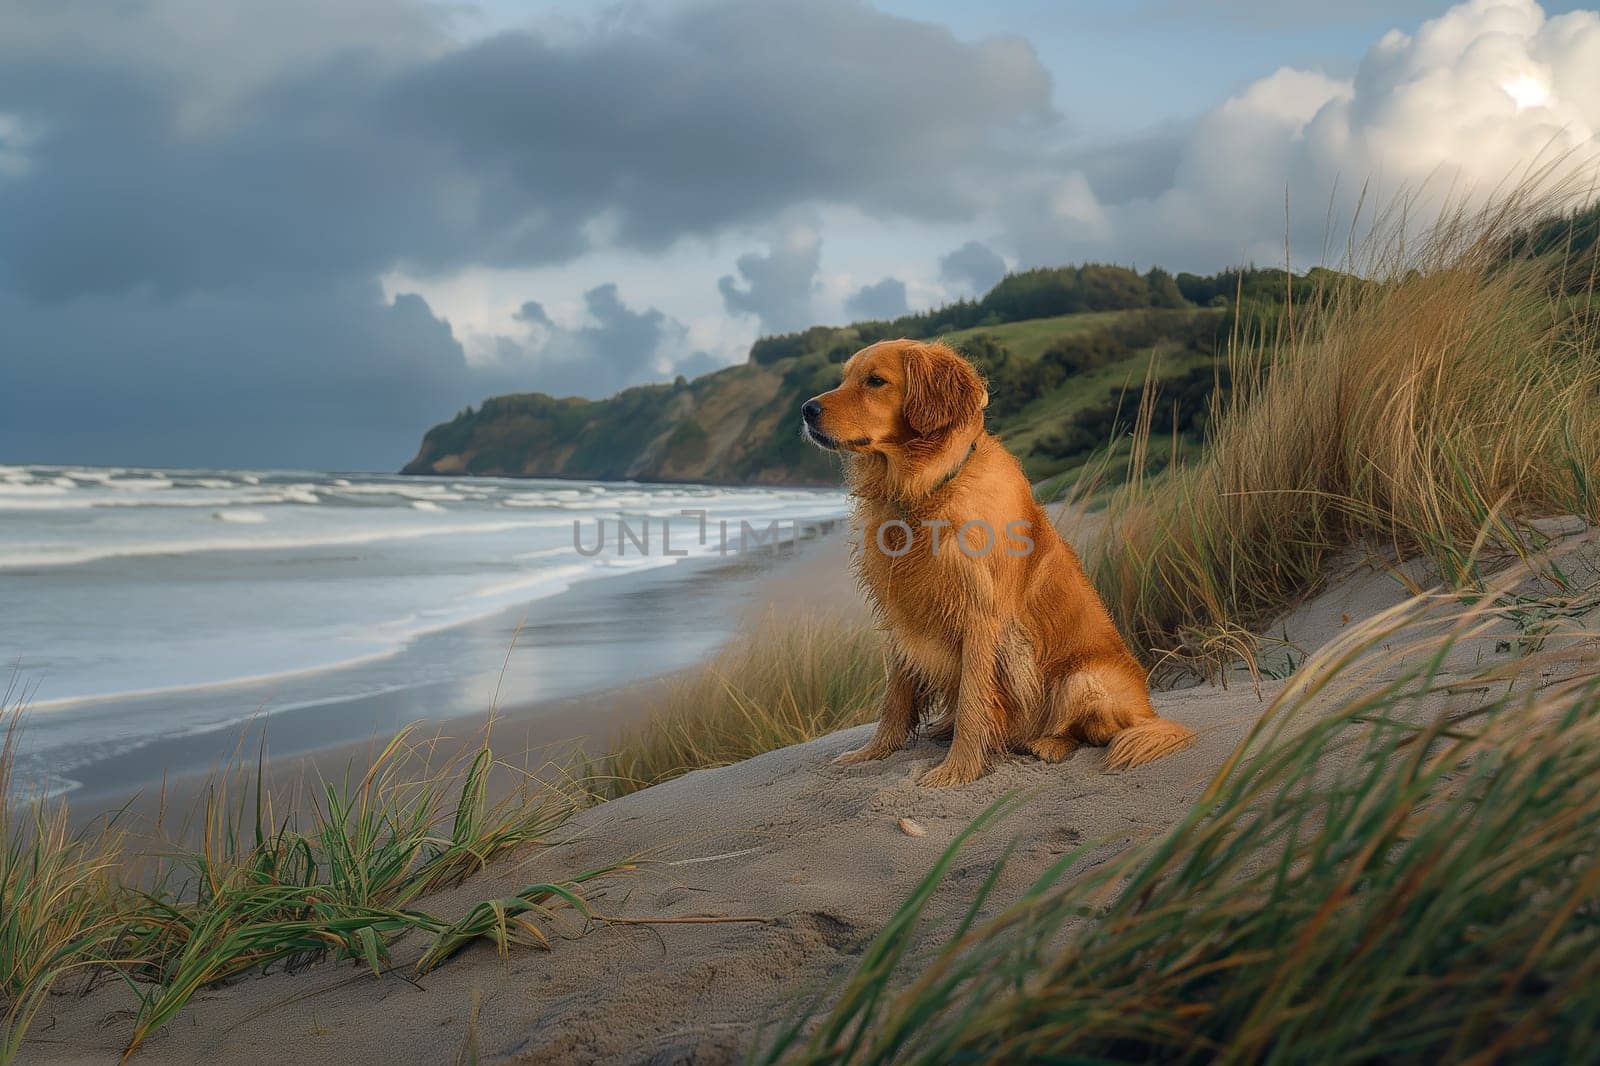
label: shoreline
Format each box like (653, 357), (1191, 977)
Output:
(59, 526), (861, 826)
(396, 462), (843, 491)
(6, 459), (837, 492)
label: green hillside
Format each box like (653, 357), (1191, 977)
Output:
(402, 264), (1311, 487)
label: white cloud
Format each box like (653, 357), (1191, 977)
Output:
(1009, 0), (1600, 271)
(717, 225), (824, 335)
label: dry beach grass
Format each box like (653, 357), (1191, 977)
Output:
(602, 610), (883, 797)
(1090, 183), (1600, 681)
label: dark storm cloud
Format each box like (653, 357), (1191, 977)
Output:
(0, 0), (1053, 467)
(514, 301), (554, 327)
(1064, 127), (1186, 205)
(938, 240), (1008, 294)
(670, 350), (726, 381)
(493, 284), (712, 400)
(0, 51), (462, 302)
(844, 277), (909, 320)
(0, 279), (481, 470)
(717, 233), (823, 335)
(0, 0), (1054, 301)
(523, 284), (682, 397)
(387, 0), (1055, 258)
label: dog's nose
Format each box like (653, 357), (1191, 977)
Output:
(801, 400), (822, 425)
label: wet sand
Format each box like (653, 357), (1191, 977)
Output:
(63, 529), (863, 831)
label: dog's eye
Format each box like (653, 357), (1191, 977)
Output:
(864, 374), (888, 388)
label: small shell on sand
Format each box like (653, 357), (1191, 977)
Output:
(898, 817), (926, 838)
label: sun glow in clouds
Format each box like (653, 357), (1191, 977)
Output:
(1501, 74), (1551, 111)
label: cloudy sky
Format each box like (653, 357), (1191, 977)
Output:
(2, 0), (1598, 470)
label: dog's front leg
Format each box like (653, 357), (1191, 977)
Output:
(834, 656), (919, 765)
(918, 615), (1002, 788)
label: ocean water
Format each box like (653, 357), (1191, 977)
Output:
(0, 464), (846, 797)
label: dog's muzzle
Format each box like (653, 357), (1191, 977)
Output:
(801, 400), (837, 449)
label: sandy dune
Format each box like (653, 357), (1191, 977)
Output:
(26, 524), (1596, 1064)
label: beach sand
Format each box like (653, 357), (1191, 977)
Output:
(25, 523), (1597, 1064)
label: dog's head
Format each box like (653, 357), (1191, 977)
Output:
(801, 339), (987, 455)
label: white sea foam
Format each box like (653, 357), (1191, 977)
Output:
(59, 469), (120, 483)
(466, 562), (599, 602)
(102, 475), (173, 490)
(212, 509), (268, 524)
(331, 482), (467, 501)
(0, 516), (571, 569)
(0, 488), (323, 511)
(512, 545), (572, 561)
(0, 481), (72, 498)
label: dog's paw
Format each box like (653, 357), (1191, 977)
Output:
(833, 744), (894, 766)
(1026, 736), (1078, 764)
(916, 760), (983, 788)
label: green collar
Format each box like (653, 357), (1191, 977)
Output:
(929, 438), (979, 495)
(888, 438), (977, 517)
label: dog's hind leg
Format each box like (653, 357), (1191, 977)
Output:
(1028, 671), (1107, 764)
(1038, 659), (1192, 769)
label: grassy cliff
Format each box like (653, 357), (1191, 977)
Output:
(402, 359), (841, 485)
(401, 264), (1313, 486)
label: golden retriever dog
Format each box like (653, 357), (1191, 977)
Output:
(801, 338), (1193, 787)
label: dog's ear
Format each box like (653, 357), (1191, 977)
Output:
(903, 343), (987, 437)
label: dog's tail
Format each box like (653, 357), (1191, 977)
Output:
(1105, 715), (1195, 769)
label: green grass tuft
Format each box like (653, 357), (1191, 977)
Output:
(0, 717), (610, 1062)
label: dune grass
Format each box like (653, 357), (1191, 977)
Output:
(753, 182), (1600, 1053)
(602, 611), (884, 797)
(624, 185), (1600, 1057)
(762, 579), (1600, 1063)
(0, 718), (614, 1062)
(0, 698), (130, 1062)
(601, 186), (1600, 787)
(1088, 188), (1600, 681)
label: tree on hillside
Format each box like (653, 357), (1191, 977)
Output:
(1146, 266), (1187, 308)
